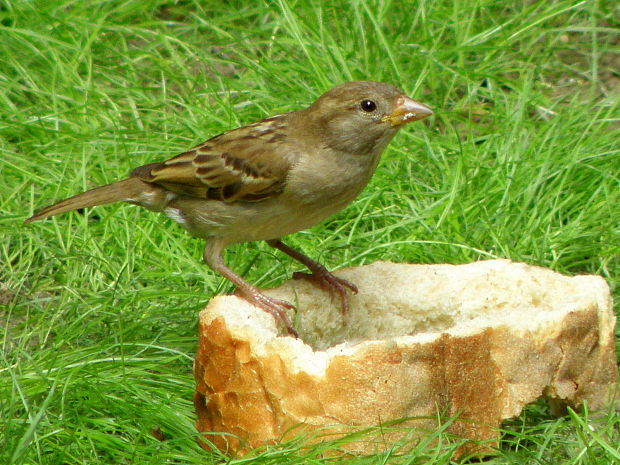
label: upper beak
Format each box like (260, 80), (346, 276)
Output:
(382, 95), (433, 126)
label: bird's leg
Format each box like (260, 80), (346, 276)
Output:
(266, 239), (358, 318)
(203, 240), (298, 337)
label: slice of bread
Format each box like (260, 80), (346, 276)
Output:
(194, 260), (618, 456)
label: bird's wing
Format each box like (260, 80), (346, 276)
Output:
(131, 114), (294, 202)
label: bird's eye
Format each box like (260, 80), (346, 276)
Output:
(360, 99), (377, 112)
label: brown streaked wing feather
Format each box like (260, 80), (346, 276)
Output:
(131, 114), (294, 202)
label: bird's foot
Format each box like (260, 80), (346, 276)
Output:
(234, 288), (298, 337)
(292, 270), (358, 318)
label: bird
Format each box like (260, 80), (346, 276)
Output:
(25, 81), (433, 336)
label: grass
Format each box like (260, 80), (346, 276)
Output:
(1, 0), (618, 463)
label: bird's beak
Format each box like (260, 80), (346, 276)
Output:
(382, 96), (433, 126)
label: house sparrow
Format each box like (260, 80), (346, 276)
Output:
(25, 81), (433, 336)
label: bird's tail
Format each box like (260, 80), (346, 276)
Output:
(24, 177), (152, 224)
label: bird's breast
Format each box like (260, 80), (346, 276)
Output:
(284, 149), (381, 211)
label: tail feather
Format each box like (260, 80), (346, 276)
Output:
(25, 177), (152, 224)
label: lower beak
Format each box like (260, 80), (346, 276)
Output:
(382, 96), (433, 126)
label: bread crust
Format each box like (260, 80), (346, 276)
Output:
(194, 260), (618, 455)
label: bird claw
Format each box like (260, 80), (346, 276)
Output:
(234, 289), (298, 337)
(292, 270), (358, 318)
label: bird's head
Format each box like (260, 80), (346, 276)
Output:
(302, 81), (433, 154)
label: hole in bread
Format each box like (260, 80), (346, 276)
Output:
(236, 260), (604, 351)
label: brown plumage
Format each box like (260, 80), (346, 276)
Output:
(26, 81), (433, 336)
(24, 178), (152, 223)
